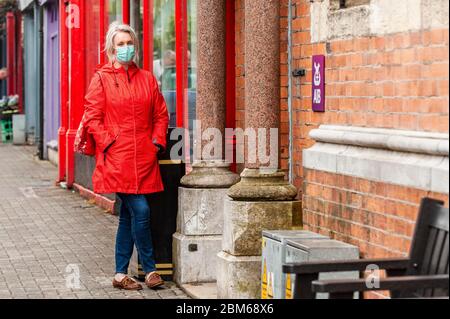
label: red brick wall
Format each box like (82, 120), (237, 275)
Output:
(303, 169), (448, 258)
(290, 0), (449, 195)
(291, 0), (449, 254)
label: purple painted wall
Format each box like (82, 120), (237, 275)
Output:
(43, 0), (60, 155)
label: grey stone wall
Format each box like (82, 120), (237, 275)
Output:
(311, 0), (449, 42)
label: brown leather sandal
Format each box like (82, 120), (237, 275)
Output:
(145, 272), (165, 289)
(112, 276), (143, 291)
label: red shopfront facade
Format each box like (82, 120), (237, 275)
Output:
(5, 11), (24, 114)
(58, 0), (236, 195)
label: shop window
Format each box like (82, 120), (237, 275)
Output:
(153, 0), (177, 126)
(187, 0), (198, 94)
(85, 0), (101, 88)
(108, 0), (123, 24)
(185, 0), (197, 161)
(127, 0), (199, 161)
(151, 0), (197, 159)
(130, 0), (143, 65)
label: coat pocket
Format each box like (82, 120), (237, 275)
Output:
(103, 127), (121, 161)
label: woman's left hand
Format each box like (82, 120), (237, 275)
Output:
(153, 143), (164, 155)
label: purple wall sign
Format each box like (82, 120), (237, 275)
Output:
(312, 55), (326, 112)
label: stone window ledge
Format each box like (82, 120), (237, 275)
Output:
(304, 125), (449, 194)
(309, 125), (449, 156)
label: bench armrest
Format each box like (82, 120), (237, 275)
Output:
(312, 274), (449, 297)
(282, 258), (410, 275)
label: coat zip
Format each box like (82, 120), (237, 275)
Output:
(125, 69), (140, 193)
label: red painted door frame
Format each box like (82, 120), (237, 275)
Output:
(122, 0), (130, 24)
(175, 0), (188, 129)
(225, 0), (236, 172)
(58, 0), (69, 183)
(142, 0), (153, 71)
(225, 0), (236, 130)
(99, 0), (107, 64)
(6, 12), (16, 96)
(66, 0), (86, 188)
(15, 12), (24, 114)
(5, 11), (24, 113)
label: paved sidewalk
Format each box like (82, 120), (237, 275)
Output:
(0, 144), (189, 299)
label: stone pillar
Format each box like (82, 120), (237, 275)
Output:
(217, 0), (300, 299)
(174, 0), (240, 286)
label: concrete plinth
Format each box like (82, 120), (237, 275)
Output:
(173, 232), (222, 285)
(223, 198), (298, 256)
(217, 251), (261, 299)
(215, 0), (300, 300)
(218, 167), (299, 299)
(178, 187), (229, 235)
(174, 187), (232, 285)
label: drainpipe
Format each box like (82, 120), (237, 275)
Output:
(38, 4), (44, 160)
(288, 0), (294, 183)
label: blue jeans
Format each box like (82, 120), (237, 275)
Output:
(115, 193), (156, 274)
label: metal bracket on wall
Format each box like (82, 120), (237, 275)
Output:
(292, 68), (306, 77)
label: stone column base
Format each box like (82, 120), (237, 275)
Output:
(173, 232), (222, 285)
(178, 187), (230, 235)
(180, 160), (241, 189)
(217, 251), (261, 299)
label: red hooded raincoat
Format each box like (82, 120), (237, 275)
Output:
(83, 62), (169, 195)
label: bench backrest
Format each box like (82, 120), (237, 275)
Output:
(402, 198), (449, 298)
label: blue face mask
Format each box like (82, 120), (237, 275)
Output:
(116, 45), (135, 63)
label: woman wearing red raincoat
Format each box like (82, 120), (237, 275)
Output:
(83, 22), (169, 291)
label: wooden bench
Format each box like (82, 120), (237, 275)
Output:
(283, 198), (449, 299)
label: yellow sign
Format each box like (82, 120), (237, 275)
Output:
(261, 259), (268, 299)
(267, 272), (274, 299)
(285, 274), (293, 299)
(159, 160), (183, 165)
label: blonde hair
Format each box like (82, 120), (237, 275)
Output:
(105, 22), (139, 64)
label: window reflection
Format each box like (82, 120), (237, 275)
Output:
(119, 0), (197, 160)
(85, 0), (101, 88)
(187, 0), (197, 91)
(153, 0), (177, 126)
(130, 0), (143, 65)
(108, 0), (123, 25)
(153, 0), (197, 135)
(186, 0), (197, 162)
